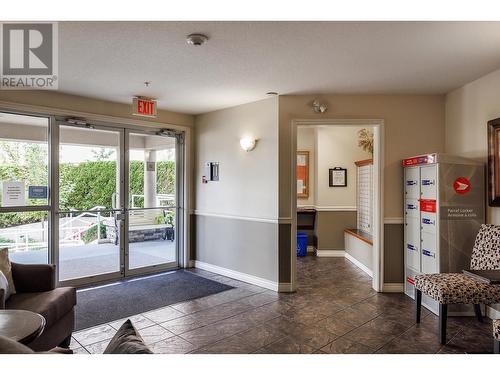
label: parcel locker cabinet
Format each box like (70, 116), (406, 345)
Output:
(402, 154), (485, 315)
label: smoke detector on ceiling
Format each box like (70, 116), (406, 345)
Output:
(186, 34), (209, 46)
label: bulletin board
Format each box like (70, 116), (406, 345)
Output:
(297, 151), (309, 199)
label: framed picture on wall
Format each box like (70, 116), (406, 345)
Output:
(488, 117), (500, 206)
(329, 167), (347, 187)
(297, 151), (309, 198)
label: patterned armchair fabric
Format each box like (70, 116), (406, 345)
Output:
(494, 319), (500, 340)
(415, 224), (500, 305)
(415, 273), (500, 304)
(470, 224), (500, 270)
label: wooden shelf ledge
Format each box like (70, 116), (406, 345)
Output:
(344, 228), (373, 246)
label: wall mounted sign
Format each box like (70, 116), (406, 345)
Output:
(28, 185), (48, 199)
(2, 181), (25, 206)
(297, 151), (309, 198)
(329, 167), (347, 187)
(132, 97), (157, 118)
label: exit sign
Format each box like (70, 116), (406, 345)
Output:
(133, 97), (157, 118)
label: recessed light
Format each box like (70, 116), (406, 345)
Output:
(186, 34), (209, 46)
(266, 92), (278, 96)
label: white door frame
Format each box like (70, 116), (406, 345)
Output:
(290, 119), (385, 292)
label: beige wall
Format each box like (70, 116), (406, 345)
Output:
(193, 97), (280, 285)
(316, 126), (371, 208)
(445, 67), (500, 315)
(279, 95), (446, 219)
(195, 97), (279, 219)
(445, 67), (500, 224)
(0, 91), (194, 128)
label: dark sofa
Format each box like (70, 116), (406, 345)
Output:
(0, 262), (76, 351)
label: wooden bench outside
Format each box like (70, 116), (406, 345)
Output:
(104, 208), (174, 245)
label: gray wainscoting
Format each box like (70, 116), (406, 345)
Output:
(278, 223), (291, 283)
(383, 223), (404, 283)
(193, 214), (279, 283)
(315, 211), (357, 250)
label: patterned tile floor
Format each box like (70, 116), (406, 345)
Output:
(70, 256), (495, 354)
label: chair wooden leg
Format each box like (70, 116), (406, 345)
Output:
(415, 289), (422, 323)
(439, 304), (448, 345)
(494, 340), (500, 354)
(473, 304), (484, 323)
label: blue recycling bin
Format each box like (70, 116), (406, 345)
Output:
(297, 232), (308, 257)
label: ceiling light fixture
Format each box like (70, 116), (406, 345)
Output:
(266, 92), (278, 96)
(186, 33), (209, 46)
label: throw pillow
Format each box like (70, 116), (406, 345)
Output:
(0, 270), (10, 304)
(103, 319), (152, 354)
(0, 248), (15, 296)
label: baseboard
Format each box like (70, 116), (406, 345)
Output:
(194, 260), (278, 291)
(316, 250), (345, 257)
(382, 283), (404, 293)
(307, 246), (315, 253)
(345, 253), (373, 277)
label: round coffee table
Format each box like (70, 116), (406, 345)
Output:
(0, 310), (46, 345)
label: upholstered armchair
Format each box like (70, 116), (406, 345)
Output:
(414, 224), (500, 344)
(1, 262), (76, 351)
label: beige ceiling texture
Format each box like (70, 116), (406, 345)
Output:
(58, 21), (500, 114)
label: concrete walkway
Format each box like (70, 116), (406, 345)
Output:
(9, 239), (176, 281)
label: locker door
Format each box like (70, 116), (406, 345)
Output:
(405, 199), (419, 218)
(421, 231), (438, 274)
(404, 167), (420, 199)
(421, 211), (437, 235)
(405, 217), (420, 271)
(420, 165), (437, 200)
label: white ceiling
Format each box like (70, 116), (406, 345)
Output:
(58, 21), (500, 114)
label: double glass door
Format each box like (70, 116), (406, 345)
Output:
(57, 123), (181, 285)
(0, 111), (182, 287)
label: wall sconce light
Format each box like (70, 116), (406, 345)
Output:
(240, 137), (257, 152)
(312, 99), (328, 113)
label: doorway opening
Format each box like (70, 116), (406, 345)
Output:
(291, 119), (384, 292)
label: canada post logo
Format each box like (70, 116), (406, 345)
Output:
(0, 22), (58, 89)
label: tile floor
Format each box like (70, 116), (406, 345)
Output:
(70, 256), (495, 354)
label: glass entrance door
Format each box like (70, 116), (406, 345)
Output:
(56, 122), (181, 285)
(125, 130), (179, 276)
(57, 124), (124, 284)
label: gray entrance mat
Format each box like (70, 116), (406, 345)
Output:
(75, 270), (233, 330)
